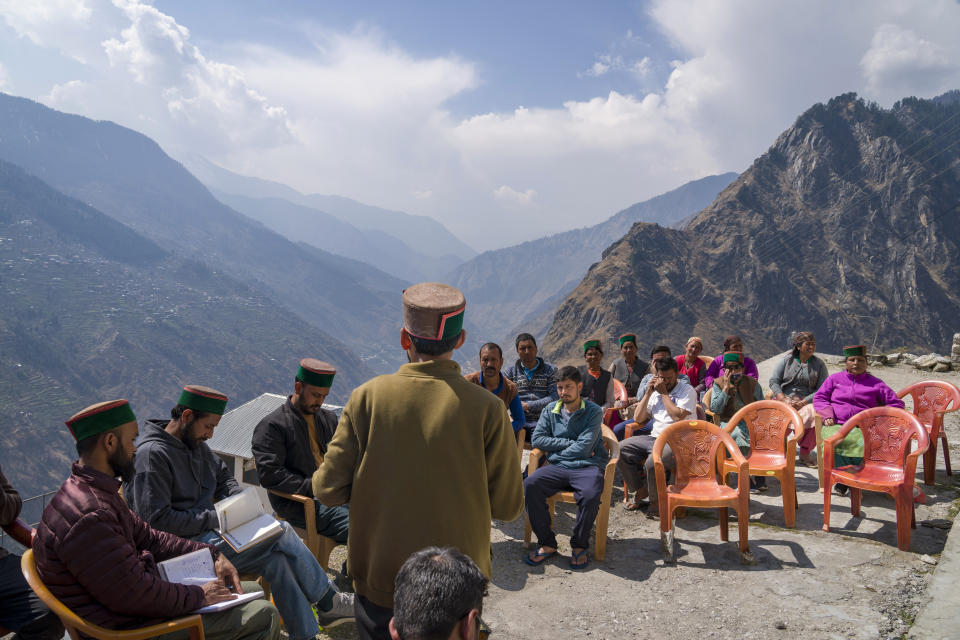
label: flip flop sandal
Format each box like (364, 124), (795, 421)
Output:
(569, 549), (590, 570)
(622, 500), (644, 511)
(524, 549), (558, 566)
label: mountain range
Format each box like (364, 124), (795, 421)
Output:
(542, 92), (960, 365)
(0, 158), (373, 498)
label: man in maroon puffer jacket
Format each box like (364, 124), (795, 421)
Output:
(33, 399), (280, 640)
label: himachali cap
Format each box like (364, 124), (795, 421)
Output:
(619, 333), (637, 346)
(402, 283), (466, 341)
(297, 358), (336, 388)
(843, 345), (867, 358)
(66, 399), (137, 441)
(722, 351), (744, 366)
(583, 339), (602, 353)
(177, 385), (228, 415)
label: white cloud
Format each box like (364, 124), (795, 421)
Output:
(0, 62), (7, 89)
(3, 0), (960, 250)
(493, 185), (537, 205)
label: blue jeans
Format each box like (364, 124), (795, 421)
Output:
(193, 521), (332, 640)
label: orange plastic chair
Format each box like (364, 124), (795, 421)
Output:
(20, 549), (205, 640)
(898, 381), (960, 486)
(821, 407), (929, 551)
(717, 401), (803, 527)
(653, 420), (750, 560)
(265, 489), (339, 571)
(523, 426), (620, 561)
(601, 379), (628, 427)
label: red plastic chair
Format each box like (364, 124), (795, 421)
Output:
(601, 379), (628, 427)
(718, 401), (804, 528)
(652, 420), (750, 560)
(821, 407), (929, 551)
(898, 381), (960, 486)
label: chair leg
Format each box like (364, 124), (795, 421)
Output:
(523, 513), (533, 548)
(736, 505), (749, 554)
(850, 487), (862, 518)
(895, 489), (913, 551)
(660, 502), (675, 561)
(942, 434), (952, 476)
(593, 499), (611, 562)
(718, 507), (729, 541)
(781, 472), (796, 528)
(815, 422), (825, 492)
(923, 446), (936, 486)
(822, 481), (832, 532)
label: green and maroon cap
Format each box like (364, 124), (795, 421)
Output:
(843, 345), (866, 358)
(297, 358), (336, 388)
(722, 351), (744, 367)
(583, 339), (602, 353)
(66, 399), (137, 441)
(177, 385), (228, 415)
(402, 282), (466, 342)
(618, 333), (637, 346)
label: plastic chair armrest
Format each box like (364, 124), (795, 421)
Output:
(265, 489), (317, 537)
(2, 518), (34, 548)
(527, 449), (545, 476)
(111, 615), (205, 640)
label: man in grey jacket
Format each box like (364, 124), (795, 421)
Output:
(125, 385), (354, 638)
(504, 333), (559, 429)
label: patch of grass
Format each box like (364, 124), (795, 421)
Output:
(947, 497), (960, 520)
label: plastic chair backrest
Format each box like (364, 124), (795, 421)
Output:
(898, 380), (960, 428)
(654, 420), (742, 490)
(847, 407), (929, 473)
(20, 550), (205, 640)
(612, 378), (627, 403)
(723, 400), (804, 453)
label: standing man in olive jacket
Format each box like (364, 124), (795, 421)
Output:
(252, 359), (350, 544)
(313, 282), (524, 640)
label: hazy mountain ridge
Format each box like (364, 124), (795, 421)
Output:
(0, 93), (408, 371)
(182, 154), (474, 263)
(0, 159), (373, 497)
(543, 92), (960, 365)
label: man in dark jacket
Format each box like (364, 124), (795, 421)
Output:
(252, 359), (350, 544)
(523, 366), (607, 571)
(1, 465), (62, 640)
(504, 333), (559, 428)
(125, 386), (354, 638)
(34, 399), (279, 639)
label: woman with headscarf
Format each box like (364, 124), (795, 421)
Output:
(703, 335), (759, 390)
(676, 336), (707, 395)
(769, 331), (829, 466)
(609, 333), (647, 404)
(813, 345), (906, 496)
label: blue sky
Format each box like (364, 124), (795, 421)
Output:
(1, 1), (960, 250)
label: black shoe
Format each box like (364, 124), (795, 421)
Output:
(836, 484), (849, 497)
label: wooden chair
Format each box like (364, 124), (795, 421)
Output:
(523, 426), (620, 561)
(717, 401), (803, 527)
(653, 420), (750, 561)
(20, 549), (205, 640)
(898, 381), (960, 486)
(265, 489), (339, 571)
(821, 407), (928, 551)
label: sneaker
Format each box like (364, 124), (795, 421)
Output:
(316, 591), (355, 629)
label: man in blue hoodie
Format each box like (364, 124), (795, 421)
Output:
(523, 366), (607, 570)
(125, 385), (354, 638)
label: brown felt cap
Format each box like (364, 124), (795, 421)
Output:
(402, 282), (466, 341)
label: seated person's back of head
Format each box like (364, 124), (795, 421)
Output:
(390, 547), (488, 640)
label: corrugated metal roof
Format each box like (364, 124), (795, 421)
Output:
(207, 393), (343, 460)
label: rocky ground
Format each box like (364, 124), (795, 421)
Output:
(317, 354), (960, 640)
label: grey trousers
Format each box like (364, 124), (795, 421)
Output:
(617, 435), (674, 505)
(159, 581), (281, 640)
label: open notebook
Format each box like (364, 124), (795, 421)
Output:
(157, 548), (263, 613)
(215, 487), (283, 554)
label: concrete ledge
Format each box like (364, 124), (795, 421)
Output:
(909, 518), (960, 639)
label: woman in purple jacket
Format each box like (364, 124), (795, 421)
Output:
(813, 344), (905, 495)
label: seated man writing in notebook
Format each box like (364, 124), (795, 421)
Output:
(34, 399), (280, 640)
(126, 385), (354, 638)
